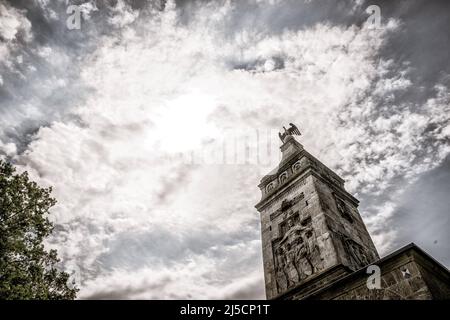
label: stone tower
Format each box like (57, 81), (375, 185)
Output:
(255, 130), (379, 299)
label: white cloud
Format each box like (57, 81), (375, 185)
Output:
(0, 139), (17, 158)
(37, 46), (52, 58)
(107, 0), (139, 27)
(0, 2), (32, 62)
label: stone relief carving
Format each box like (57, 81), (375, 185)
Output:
(345, 238), (371, 268)
(281, 199), (291, 211)
(327, 216), (374, 271)
(292, 158), (310, 175)
(333, 231), (371, 269)
(278, 123), (301, 142)
(292, 161), (302, 173)
(269, 209), (283, 221)
(334, 195), (354, 223)
(273, 215), (324, 293)
(279, 213), (300, 235)
(279, 171), (288, 184)
(270, 193), (305, 221)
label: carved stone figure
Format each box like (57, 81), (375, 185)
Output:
(278, 123), (301, 142)
(335, 196), (354, 223)
(293, 232), (313, 280)
(273, 216), (323, 293)
(279, 172), (288, 184)
(345, 238), (370, 268)
(304, 228), (323, 273)
(274, 247), (288, 291)
(285, 242), (300, 286)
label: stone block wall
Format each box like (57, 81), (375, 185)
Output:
(305, 244), (450, 300)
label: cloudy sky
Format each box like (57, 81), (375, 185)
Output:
(0, 0), (449, 299)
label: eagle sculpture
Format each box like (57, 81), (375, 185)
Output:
(278, 123), (301, 142)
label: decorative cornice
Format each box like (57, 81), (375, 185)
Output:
(256, 167), (312, 211)
(256, 147), (356, 211)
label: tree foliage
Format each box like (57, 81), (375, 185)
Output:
(0, 160), (78, 299)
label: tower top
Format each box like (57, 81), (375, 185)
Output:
(278, 123), (301, 143)
(256, 126), (346, 210)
